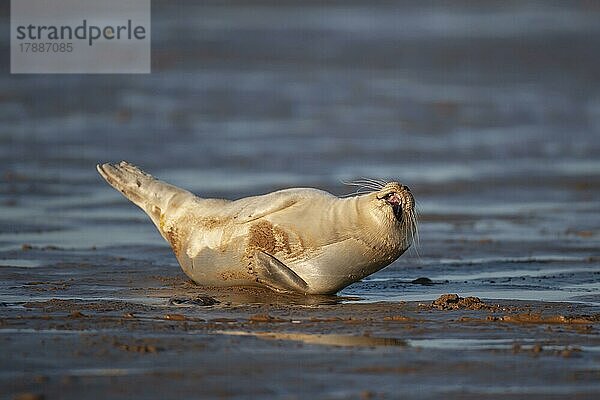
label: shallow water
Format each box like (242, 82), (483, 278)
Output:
(0, 1), (599, 308)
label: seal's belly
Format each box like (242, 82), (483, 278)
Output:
(176, 218), (400, 294)
(289, 238), (403, 294)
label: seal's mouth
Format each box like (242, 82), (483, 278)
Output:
(378, 189), (414, 223)
(382, 192), (403, 222)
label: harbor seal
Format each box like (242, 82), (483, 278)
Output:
(97, 161), (417, 295)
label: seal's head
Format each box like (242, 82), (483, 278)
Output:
(358, 181), (417, 250)
(375, 182), (415, 224)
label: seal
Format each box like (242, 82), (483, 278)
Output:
(97, 161), (417, 295)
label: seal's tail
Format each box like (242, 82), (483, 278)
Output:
(96, 161), (193, 227)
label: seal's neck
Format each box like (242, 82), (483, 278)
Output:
(334, 195), (407, 256)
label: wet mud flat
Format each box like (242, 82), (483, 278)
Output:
(0, 0), (599, 398)
(2, 280), (600, 400)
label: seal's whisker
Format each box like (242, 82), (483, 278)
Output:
(354, 177), (387, 189)
(349, 178), (383, 187)
(342, 183), (380, 193)
(372, 178), (389, 187)
(347, 183), (382, 193)
(412, 212), (419, 245)
(408, 210), (421, 259)
(351, 178), (382, 186)
(343, 181), (377, 189)
(360, 176), (387, 185)
(414, 199), (423, 210)
(340, 190), (372, 198)
(342, 180), (382, 192)
(341, 179), (379, 188)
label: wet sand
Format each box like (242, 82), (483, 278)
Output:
(2, 282), (600, 399)
(2, 255), (600, 399)
(1, 0), (600, 398)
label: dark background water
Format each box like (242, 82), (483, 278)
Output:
(0, 1), (599, 305)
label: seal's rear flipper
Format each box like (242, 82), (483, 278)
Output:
(97, 161), (193, 227)
(254, 251), (309, 294)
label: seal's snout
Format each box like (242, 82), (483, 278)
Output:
(375, 182), (417, 247)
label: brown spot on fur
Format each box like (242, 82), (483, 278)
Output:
(163, 224), (182, 258)
(247, 220), (292, 255)
(272, 225), (292, 254)
(248, 221), (277, 253)
(160, 213), (184, 258)
(201, 217), (227, 229)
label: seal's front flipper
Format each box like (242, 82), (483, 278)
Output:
(253, 251), (309, 294)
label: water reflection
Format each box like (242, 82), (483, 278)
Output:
(218, 330), (407, 348)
